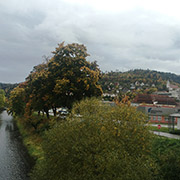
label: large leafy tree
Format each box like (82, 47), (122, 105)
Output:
(48, 42), (102, 109)
(31, 98), (158, 180)
(25, 63), (52, 118)
(8, 42), (102, 118)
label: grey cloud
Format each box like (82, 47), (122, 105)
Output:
(1, 1), (180, 83)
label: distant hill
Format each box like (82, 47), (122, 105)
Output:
(2, 69), (180, 97)
(100, 69), (180, 93)
(0, 83), (18, 97)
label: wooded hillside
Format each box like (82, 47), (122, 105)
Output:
(100, 69), (180, 93)
(0, 83), (18, 97)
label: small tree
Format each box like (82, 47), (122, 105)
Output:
(31, 98), (158, 180)
(7, 86), (26, 116)
(0, 89), (5, 110)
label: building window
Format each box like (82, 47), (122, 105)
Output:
(153, 116), (156, 121)
(165, 117), (168, 121)
(158, 116), (161, 121)
(149, 116), (151, 121)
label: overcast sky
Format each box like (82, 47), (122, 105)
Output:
(1, 0), (180, 83)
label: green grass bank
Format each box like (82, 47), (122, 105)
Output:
(14, 116), (44, 164)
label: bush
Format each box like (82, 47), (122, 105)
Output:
(170, 130), (180, 135)
(151, 137), (180, 180)
(31, 98), (158, 180)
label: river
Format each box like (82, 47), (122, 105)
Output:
(0, 111), (33, 180)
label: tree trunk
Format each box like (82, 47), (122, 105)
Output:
(46, 111), (49, 119)
(52, 107), (57, 117)
(44, 108), (49, 119)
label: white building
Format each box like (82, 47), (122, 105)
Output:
(166, 80), (180, 100)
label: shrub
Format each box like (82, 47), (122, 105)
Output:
(31, 98), (158, 180)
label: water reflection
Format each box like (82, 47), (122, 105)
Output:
(0, 111), (33, 180)
(5, 123), (14, 132)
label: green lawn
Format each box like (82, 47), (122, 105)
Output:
(148, 125), (170, 133)
(148, 125), (180, 135)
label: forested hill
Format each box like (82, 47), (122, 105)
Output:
(1, 69), (180, 96)
(100, 69), (180, 92)
(0, 83), (18, 97)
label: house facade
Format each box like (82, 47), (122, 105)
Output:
(137, 104), (179, 124)
(132, 93), (180, 125)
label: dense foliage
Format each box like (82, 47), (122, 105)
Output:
(31, 98), (158, 180)
(8, 42), (102, 118)
(151, 137), (180, 180)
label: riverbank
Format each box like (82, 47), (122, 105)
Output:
(14, 116), (44, 174)
(13, 117), (36, 170)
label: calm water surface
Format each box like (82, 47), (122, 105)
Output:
(0, 111), (33, 180)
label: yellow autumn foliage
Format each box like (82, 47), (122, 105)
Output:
(32, 98), (158, 180)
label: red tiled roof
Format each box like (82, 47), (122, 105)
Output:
(133, 94), (177, 105)
(169, 84), (179, 89)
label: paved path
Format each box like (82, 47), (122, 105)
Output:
(149, 124), (180, 139)
(152, 131), (180, 139)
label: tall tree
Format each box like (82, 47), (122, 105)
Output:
(25, 63), (51, 118)
(48, 42), (102, 109)
(8, 42), (102, 118)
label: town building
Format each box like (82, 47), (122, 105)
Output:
(166, 80), (180, 100)
(137, 104), (178, 124)
(132, 94), (177, 106)
(132, 94), (180, 128)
